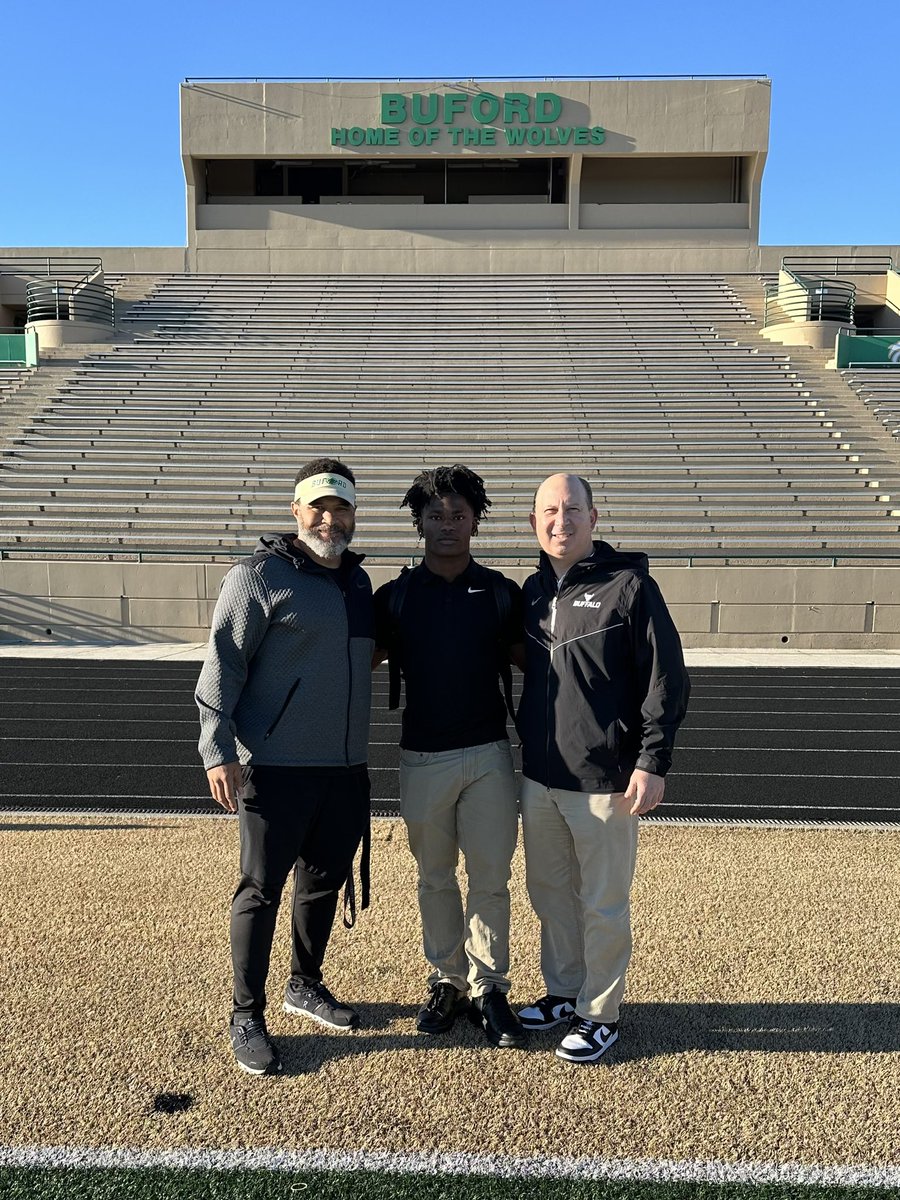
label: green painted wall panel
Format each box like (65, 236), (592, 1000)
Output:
(0, 333), (26, 363)
(836, 332), (900, 369)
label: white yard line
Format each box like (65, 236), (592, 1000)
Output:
(1, 1144), (900, 1189)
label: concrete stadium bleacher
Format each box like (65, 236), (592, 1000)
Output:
(842, 367), (900, 440)
(0, 366), (32, 402)
(1, 273), (899, 553)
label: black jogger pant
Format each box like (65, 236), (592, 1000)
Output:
(230, 764), (370, 1017)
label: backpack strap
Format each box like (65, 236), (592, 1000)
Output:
(489, 573), (517, 724)
(342, 812), (371, 929)
(387, 566), (412, 710)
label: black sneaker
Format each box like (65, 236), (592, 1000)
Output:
(517, 994), (577, 1030)
(416, 982), (470, 1035)
(283, 980), (360, 1031)
(229, 1015), (282, 1076)
(470, 987), (528, 1049)
(555, 1018), (619, 1063)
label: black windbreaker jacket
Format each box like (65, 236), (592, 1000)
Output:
(517, 540), (690, 793)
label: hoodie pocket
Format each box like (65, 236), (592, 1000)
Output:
(263, 677), (301, 740)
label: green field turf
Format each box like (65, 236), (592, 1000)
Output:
(2, 1168), (899, 1200)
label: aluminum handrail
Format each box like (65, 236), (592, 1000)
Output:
(765, 274), (856, 326)
(781, 254), (893, 276)
(25, 279), (115, 327)
(0, 256), (103, 282)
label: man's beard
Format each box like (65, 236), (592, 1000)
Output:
(294, 524), (353, 560)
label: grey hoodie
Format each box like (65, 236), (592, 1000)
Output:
(196, 533), (374, 770)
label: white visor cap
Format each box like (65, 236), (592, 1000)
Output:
(294, 472), (356, 507)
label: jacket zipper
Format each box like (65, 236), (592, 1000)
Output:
(344, 604), (352, 766)
(545, 576), (565, 780)
(286, 550), (358, 765)
(309, 564), (352, 765)
(341, 578), (352, 766)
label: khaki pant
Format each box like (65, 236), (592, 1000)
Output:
(520, 776), (638, 1022)
(400, 740), (518, 997)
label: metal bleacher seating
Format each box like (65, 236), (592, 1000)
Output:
(0, 273), (898, 554)
(841, 367), (900, 441)
(0, 366), (32, 402)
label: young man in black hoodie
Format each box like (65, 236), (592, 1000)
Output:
(516, 472), (690, 1063)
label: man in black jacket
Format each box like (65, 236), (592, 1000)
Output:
(516, 472), (690, 1063)
(374, 465), (527, 1049)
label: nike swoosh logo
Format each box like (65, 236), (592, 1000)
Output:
(468, 588), (486, 594)
(531, 597), (542, 606)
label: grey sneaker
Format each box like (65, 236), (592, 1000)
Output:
(229, 1015), (282, 1075)
(283, 980), (360, 1031)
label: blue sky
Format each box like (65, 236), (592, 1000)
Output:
(2, 0), (896, 249)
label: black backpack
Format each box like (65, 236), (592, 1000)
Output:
(385, 565), (517, 722)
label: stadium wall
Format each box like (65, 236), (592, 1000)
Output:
(1, 561), (898, 649)
(2, 246), (899, 275)
(178, 77), (769, 274)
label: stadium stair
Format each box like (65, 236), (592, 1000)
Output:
(841, 368), (900, 442)
(727, 275), (900, 468)
(0, 366), (33, 405)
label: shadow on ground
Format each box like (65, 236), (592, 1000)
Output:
(271, 1001), (900, 1074)
(0, 821), (179, 831)
(617, 1001), (900, 1059)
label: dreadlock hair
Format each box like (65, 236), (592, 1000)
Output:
(401, 464), (492, 537)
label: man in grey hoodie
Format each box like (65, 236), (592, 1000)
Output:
(196, 457), (374, 1075)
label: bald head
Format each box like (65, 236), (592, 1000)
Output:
(531, 473), (593, 513)
(530, 473), (598, 574)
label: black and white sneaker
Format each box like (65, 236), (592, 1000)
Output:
(517, 994), (576, 1030)
(229, 1015), (283, 1075)
(283, 980), (360, 1031)
(555, 1018), (619, 1063)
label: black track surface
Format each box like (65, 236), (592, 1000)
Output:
(1, 660), (898, 825)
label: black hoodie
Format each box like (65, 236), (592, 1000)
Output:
(517, 540), (690, 793)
